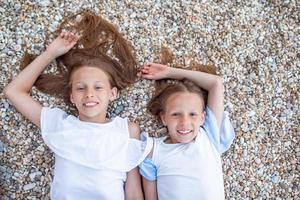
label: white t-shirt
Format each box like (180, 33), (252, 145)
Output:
(40, 107), (152, 200)
(140, 107), (235, 200)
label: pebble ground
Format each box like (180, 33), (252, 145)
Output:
(0, 0), (299, 199)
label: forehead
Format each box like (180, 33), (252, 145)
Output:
(71, 66), (110, 84)
(165, 92), (204, 111)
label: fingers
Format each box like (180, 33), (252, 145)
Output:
(143, 62), (165, 70)
(137, 66), (151, 79)
(141, 73), (155, 80)
(141, 67), (150, 74)
(145, 63), (152, 67)
(69, 32), (78, 43)
(142, 63), (150, 70)
(59, 32), (65, 38)
(59, 32), (78, 43)
(140, 62), (162, 73)
(145, 62), (159, 67)
(137, 71), (153, 80)
(137, 69), (149, 78)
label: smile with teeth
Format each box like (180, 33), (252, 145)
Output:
(83, 102), (99, 107)
(177, 130), (193, 135)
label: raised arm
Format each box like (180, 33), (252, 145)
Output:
(4, 32), (78, 128)
(140, 63), (224, 127)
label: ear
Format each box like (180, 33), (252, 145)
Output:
(160, 112), (167, 126)
(70, 93), (74, 104)
(109, 87), (118, 101)
(201, 110), (206, 126)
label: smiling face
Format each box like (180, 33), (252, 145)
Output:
(70, 66), (117, 123)
(160, 92), (206, 144)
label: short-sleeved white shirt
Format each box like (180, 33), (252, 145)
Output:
(40, 107), (152, 200)
(140, 107), (235, 200)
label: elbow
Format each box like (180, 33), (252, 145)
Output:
(3, 85), (13, 99)
(214, 76), (224, 93)
(3, 84), (21, 101)
(216, 76), (223, 86)
(128, 122), (141, 140)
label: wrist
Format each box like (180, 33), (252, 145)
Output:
(43, 48), (59, 60)
(168, 67), (185, 80)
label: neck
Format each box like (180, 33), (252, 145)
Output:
(78, 113), (108, 124)
(164, 136), (176, 144)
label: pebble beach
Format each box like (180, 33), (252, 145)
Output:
(0, 0), (299, 199)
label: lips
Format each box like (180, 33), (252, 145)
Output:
(83, 102), (99, 107)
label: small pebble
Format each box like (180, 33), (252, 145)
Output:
(23, 183), (36, 191)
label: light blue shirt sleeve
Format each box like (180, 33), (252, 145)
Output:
(139, 157), (157, 181)
(202, 106), (235, 154)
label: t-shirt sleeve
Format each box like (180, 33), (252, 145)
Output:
(202, 106), (235, 154)
(138, 132), (156, 180)
(40, 107), (67, 135)
(139, 157), (157, 181)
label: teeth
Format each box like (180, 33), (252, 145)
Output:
(84, 102), (97, 107)
(177, 130), (192, 134)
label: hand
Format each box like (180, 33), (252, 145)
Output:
(45, 32), (78, 58)
(138, 63), (170, 80)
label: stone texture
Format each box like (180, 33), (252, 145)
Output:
(0, 0), (299, 199)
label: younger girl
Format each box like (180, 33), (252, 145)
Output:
(4, 13), (152, 200)
(139, 63), (235, 200)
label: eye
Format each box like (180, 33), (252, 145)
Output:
(76, 87), (85, 91)
(95, 86), (102, 90)
(190, 112), (197, 117)
(171, 113), (180, 117)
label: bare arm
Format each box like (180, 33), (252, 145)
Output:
(125, 122), (144, 200)
(139, 144), (158, 200)
(140, 63), (224, 127)
(4, 32), (78, 128)
(125, 168), (144, 200)
(142, 178), (158, 200)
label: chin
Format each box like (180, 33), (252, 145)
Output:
(184, 135), (198, 143)
(179, 139), (194, 144)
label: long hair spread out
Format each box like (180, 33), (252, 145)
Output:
(147, 47), (218, 123)
(21, 11), (138, 107)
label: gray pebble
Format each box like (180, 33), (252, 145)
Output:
(0, 141), (6, 152)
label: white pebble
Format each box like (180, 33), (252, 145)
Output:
(23, 183), (36, 191)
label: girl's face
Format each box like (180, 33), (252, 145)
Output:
(70, 66), (117, 123)
(160, 92), (205, 144)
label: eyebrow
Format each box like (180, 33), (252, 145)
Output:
(74, 81), (103, 84)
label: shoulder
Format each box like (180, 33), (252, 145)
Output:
(201, 107), (235, 154)
(40, 107), (70, 133)
(128, 121), (140, 140)
(148, 136), (166, 158)
(42, 107), (67, 117)
(41, 107), (69, 123)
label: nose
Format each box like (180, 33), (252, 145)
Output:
(85, 87), (94, 98)
(179, 114), (190, 126)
